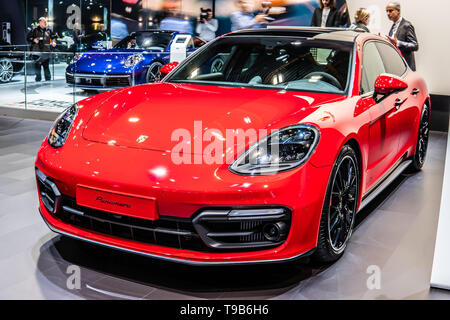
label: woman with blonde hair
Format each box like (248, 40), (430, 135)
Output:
(350, 8), (370, 32)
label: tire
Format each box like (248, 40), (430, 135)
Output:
(409, 104), (430, 172)
(313, 145), (360, 263)
(146, 61), (163, 83)
(0, 58), (14, 83)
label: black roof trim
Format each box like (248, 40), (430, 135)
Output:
(228, 27), (359, 43)
(130, 30), (189, 35)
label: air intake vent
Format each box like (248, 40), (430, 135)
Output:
(36, 168), (61, 214)
(66, 73), (75, 84)
(192, 208), (291, 249)
(105, 76), (131, 87)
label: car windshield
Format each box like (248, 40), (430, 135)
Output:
(167, 36), (353, 94)
(114, 31), (174, 51)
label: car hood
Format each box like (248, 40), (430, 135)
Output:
(70, 49), (160, 74)
(82, 83), (343, 153)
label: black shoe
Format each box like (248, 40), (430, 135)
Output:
(35, 79), (41, 82)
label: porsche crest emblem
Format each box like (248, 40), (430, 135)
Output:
(136, 135), (149, 144)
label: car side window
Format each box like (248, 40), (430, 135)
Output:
(375, 42), (407, 77)
(188, 37), (195, 49)
(194, 37), (206, 48)
(360, 42), (385, 95)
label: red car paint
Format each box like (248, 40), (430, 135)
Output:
(36, 30), (429, 265)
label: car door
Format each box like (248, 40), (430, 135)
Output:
(359, 41), (402, 191)
(375, 41), (416, 157)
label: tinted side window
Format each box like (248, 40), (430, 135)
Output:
(188, 37), (194, 49)
(361, 42), (385, 94)
(194, 37), (206, 48)
(376, 42), (407, 76)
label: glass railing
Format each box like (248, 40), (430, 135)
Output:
(0, 46), (162, 115)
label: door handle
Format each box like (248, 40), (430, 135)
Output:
(394, 98), (404, 110)
(411, 88), (420, 96)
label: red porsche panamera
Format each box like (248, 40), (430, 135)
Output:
(36, 28), (430, 265)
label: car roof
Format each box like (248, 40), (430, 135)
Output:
(228, 27), (363, 43)
(132, 30), (190, 35)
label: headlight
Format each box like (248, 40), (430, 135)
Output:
(48, 104), (78, 148)
(71, 53), (83, 63)
(124, 53), (144, 68)
(229, 124), (320, 175)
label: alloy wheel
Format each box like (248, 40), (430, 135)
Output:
(417, 106), (430, 166)
(328, 155), (358, 253)
(0, 59), (14, 83)
(147, 61), (163, 83)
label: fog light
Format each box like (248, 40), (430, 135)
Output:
(263, 222), (287, 242)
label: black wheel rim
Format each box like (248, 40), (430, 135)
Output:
(147, 62), (163, 83)
(0, 59), (13, 83)
(417, 106), (429, 165)
(328, 155), (358, 253)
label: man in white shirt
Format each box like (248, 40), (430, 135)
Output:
(321, 7), (330, 27)
(196, 8), (218, 42)
(230, 0), (267, 31)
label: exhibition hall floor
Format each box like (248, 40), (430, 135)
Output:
(0, 116), (449, 300)
(0, 65), (95, 113)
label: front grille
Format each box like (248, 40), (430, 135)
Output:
(57, 196), (210, 252)
(78, 77), (103, 86)
(105, 76), (131, 87)
(66, 73), (131, 88)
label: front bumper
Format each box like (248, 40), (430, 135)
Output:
(40, 208), (315, 266)
(36, 140), (332, 265)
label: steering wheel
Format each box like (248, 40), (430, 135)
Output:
(210, 57), (225, 73)
(303, 72), (343, 90)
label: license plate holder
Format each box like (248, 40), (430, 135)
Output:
(76, 186), (158, 220)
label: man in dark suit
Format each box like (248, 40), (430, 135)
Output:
(310, 0), (340, 28)
(26, 17), (56, 81)
(386, 2), (419, 71)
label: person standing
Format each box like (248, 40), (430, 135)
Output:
(196, 8), (218, 42)
(386, 2), (419, 71)
(230, 0), (267, 31)
(310, 0), (340, 28)
(350, 8), (370, 32)
(27, 17), (56, 82)
(337, 2), (351, 27)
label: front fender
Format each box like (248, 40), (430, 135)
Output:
(307, 97), (370, 169)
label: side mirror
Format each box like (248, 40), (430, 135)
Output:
(373, 73), (408, 102)
(160, 61), (179, 79)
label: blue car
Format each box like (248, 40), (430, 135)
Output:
(66, 30), (205, 91)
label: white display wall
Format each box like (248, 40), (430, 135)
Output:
(431, 117), (450, 290)
(347, 0), (450, 96)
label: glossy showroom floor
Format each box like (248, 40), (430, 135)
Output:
(0, 115), (450, 300)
